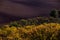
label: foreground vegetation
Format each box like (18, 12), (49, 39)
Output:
(0, 23), (60, 40)
(0, 14), (60, 40)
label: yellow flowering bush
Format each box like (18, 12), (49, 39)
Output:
(0, 23), (60, 40)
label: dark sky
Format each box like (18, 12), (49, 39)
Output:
(0, 0), (60, 23)
(0, 0), (60, 17)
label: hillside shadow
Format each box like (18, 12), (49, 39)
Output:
(0, 12), (22, 24)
